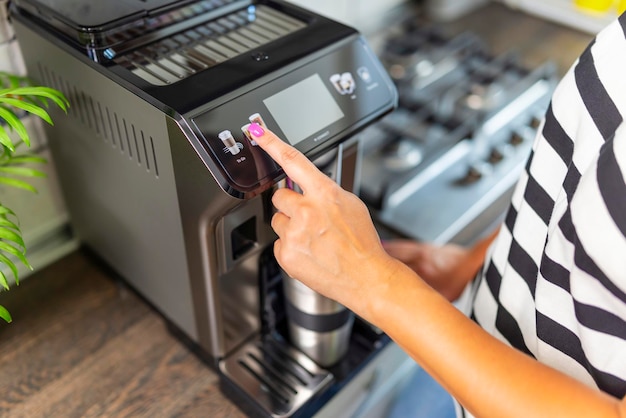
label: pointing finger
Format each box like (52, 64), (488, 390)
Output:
(248, 122), (329, 193)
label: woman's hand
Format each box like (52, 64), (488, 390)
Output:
(383, 226), (499, 301)
(249, 124), (401, 318)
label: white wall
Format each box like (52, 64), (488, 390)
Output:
(285, 0), (407, 35)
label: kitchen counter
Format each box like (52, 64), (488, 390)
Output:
(440, 2), (594, 77)
(0, 3), (594, 418)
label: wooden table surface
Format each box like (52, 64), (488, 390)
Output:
(0, 3), (594, 418)
(0, 249), (246, 418)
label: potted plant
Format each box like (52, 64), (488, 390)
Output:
(0, 70), (69, 322)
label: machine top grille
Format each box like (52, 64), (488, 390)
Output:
(114, 5), (306, 85)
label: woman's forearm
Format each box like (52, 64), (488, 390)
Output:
(369, 260), (625, 418)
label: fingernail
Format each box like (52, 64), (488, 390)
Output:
(248, 122), (265, 138)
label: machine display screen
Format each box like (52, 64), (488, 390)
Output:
(263, 73), (345, 145)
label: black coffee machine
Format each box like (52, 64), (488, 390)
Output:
(11, 0), (399, 416)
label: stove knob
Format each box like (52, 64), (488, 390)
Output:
(487, 147), (504, 164)
(529, 115), (542, 129)
(509, 131), (525, 146)
(415, 59), (434, 78)
(388, 64), (407, 80)
(381, 138), (423, 171)
(456, 164), (483, 185)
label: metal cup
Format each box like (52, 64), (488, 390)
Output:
(282, 272), (354, 367)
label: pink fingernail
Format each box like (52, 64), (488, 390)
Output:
(248, 122), (265, 138)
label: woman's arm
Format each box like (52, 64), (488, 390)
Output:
(377, 260), (626, 418)
(249, 124), (626, 418)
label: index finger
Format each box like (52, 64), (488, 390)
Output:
(248, 122), (329, 193)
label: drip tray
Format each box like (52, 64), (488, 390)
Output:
(219, 335), (333, 417)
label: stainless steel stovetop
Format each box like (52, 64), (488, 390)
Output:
(360, 20), (557, 245)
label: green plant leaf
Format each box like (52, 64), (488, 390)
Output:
(0, 177), (38, 193)
(0, 269), (8, 291)
(0, 97), (53, 125)
(0, 252), (19, 283)
(0, 79), (69, 326)
(0, 87), (69, 112)
(0, 304), (11, 323)
(0, 106), (29, 147)
(0, 226), (25, 248)
(0, 205), (16, 217)
(6, 155), (47, 164)
(0, 166), (46, 178)
(0, 72), (23, 89)
(0, 217), (20, 231)
(0, 241), (30, 271)
(0, 126), (15, 151)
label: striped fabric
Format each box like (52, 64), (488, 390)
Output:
(469, 11), (626, 410)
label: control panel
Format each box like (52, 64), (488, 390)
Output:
(190, 36), (397, 193)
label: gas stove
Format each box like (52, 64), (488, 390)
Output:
(360, 20), (557, 245)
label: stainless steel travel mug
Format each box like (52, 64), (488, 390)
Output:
(282, 272), (354, 367)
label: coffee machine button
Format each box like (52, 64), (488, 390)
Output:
(241, 123), (258, 146)
(248, 113), (266, 128)
(219, 130), (242, 155)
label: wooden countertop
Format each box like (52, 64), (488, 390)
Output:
(0, 3), (594, 418)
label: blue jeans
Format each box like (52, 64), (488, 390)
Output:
(386, 367), (457, 418)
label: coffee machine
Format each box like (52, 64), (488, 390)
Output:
(10, 0), (398, 416)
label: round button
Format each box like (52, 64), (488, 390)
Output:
(251, 51), (269, 62)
